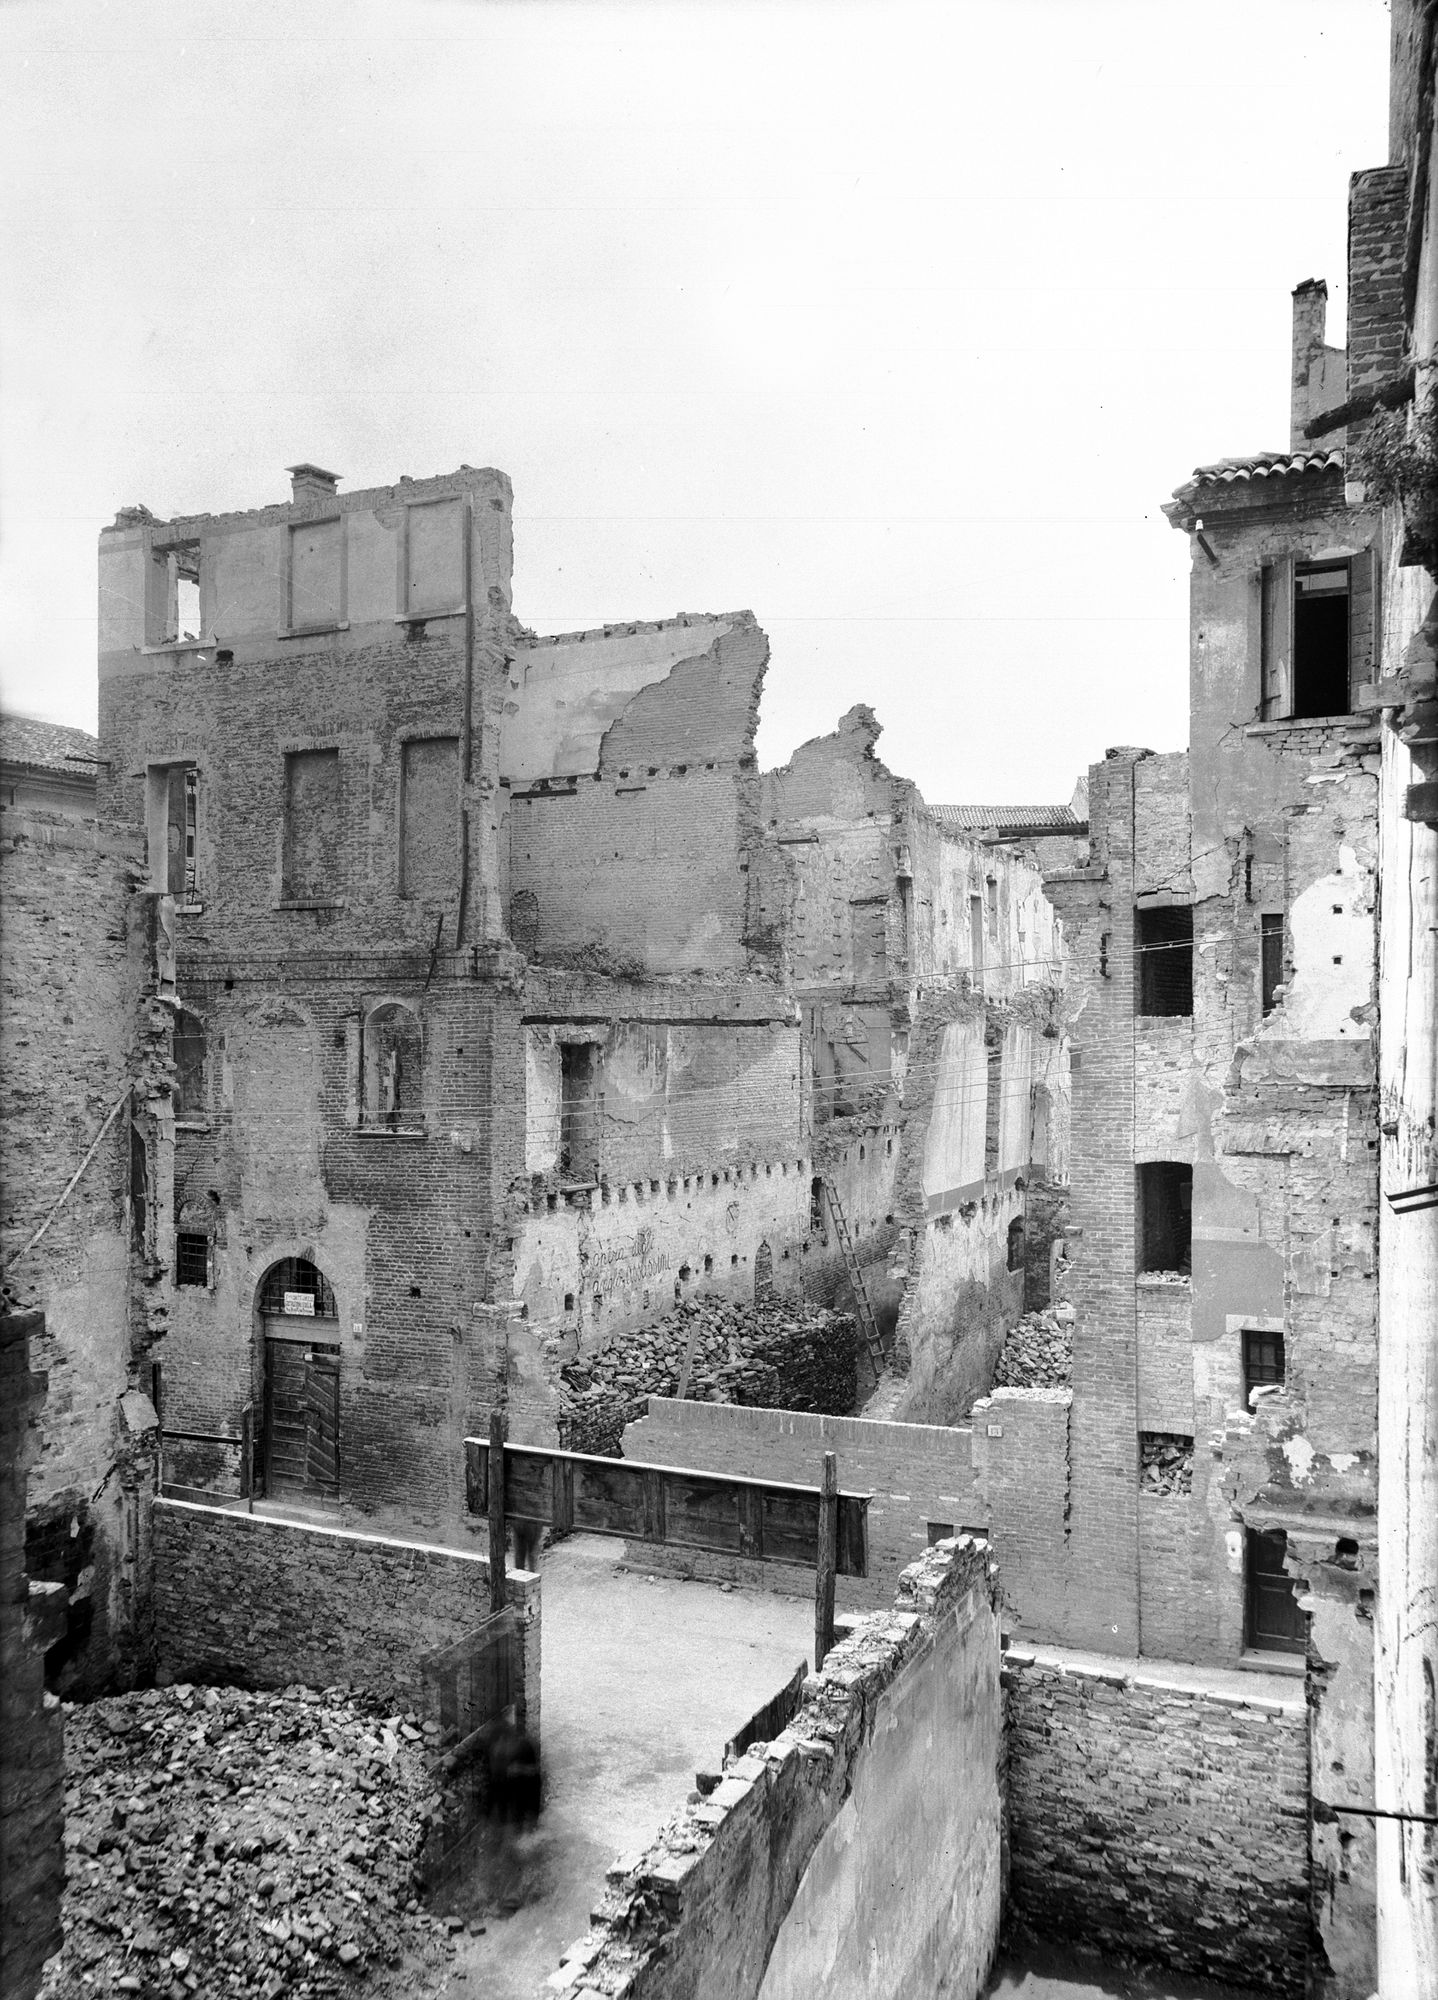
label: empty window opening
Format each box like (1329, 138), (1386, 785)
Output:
(810, 1176), (826, 1234)
(563, 1293), (575, 1314)
(1137, 1161), (1192, 1274)
(754, 1239), (774, 1300)
(1136, 905), (1193, 1016)
(1242, 1328), (1286, 1403)
(258, 1257), (337, 1318)
(175, 1232), (209, 1288)
(1246, 1528), (1306, 1654)
(926, 1521), (955, 1546)
(559, 1042), (601, 1184)
(362, 1002), (423, 1129)
(703, 1254), (713, 1275)
(969, 894), (985, 977)
(173, 1008), (207, 1118)
(1292, 564), (1351, 718)
(282, 748), (341, 901)
(1139, 1431), (1193, 1497)
(1007, 1217), (1024, 1273)
(146, 540), (203, 645)
(148, 764), (201, 899)
(1261, 913), (1285, 1016)
(984, 1029), (1003, 1176)
(175, 572), (201, 642)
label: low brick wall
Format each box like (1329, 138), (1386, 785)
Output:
(1005, 1643), (1309, 1994)
(550, 1536), (1003, 2000)
(620, 1398), (977, 1608)
(152, 1499), (540, 1744)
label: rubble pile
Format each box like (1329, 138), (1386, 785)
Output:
(41, 1683), (457, 2000)
(1140, 1432), (1195, 1497)
(991, 1307), (1073, 1390)
(558, 1295), (858, 1456)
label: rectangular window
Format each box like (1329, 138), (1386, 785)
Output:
(282, 749), (341, 901)
(399, 736), (459, 900)
(969, 894), (984, 979)
(176, 1232), (210, 1288)
(145, 540), (203, 645)
(173, 1009), (207, 1119)
(1261, 553), (1375, 723)
(1136, 905), (1193, 1016)
(1137, 1161), (1192, 1274)
(1246, 1528), (1306, 1654)
(405, 498), (466, 616)
(287, 518), (343, 631)
(1260, 913), (1285, 1016)
(926, 1521), (955, 1546)
(1242, 1328), (1286, 1402)
(983, 1027), (1003, 1176)
(559, 1042), (601, 1184)
(1139, 1431), (1193, 1496)
(147, 764), (199, 897)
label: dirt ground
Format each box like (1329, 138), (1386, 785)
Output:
(985, 1937), (1274, 2000)
(433, 1532), (813, 1999)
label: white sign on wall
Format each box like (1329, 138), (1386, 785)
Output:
(283, 1292), (316, 1317)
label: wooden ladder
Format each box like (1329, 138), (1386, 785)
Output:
(822, 1177), (888, 1384)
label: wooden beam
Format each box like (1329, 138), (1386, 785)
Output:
(814, 1452), (838, 1671)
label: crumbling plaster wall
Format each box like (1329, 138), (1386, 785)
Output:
(1, 773), (161, 1694)
(550, 1536), (1003, 2000)
(503, 613), (773, 978)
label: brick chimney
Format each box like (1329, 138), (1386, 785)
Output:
(286, 463), (341, 506)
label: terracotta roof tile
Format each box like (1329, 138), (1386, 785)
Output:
(930, 804), (1085, 832)
(0, 712), (102, 776)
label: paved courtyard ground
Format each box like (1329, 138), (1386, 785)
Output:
(435, 1532), (813, 1999)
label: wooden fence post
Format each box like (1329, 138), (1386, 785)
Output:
(488, 1410), (508, 1613)
(814, 1451), (837, 1671)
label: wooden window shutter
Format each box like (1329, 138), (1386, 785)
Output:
(1260, 557), (1294, 720)
(1348, 546), (1377, 704)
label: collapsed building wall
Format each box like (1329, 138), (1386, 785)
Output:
(1, 717), (162, 1694)
(549, 1535), (1003, 2000)
(760, 706), (1066, 1425)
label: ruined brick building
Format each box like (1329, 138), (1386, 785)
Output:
(86, 462), (1062, 1552)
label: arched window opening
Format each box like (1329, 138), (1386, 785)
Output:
(362, 1002), (423, 1129)
(173, 1008), (207, 1119)
(258, 1257), (337, 1319)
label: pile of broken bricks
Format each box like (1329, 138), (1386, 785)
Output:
(557, 1295), (858, 1457)
(40, 1683), (462, 2000)
(990, 1304), (1074, 1391)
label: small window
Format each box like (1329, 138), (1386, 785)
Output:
(173, 1009), (207, 1118)
(282, 748), (341, 900)
(1136, 905), (1193, 1016)
(1137, 1161), (1192, 1274)
(1246, 1528), (1306, 1654)
(1242, 1328), (1286, 1402)
(1006, 1217), (1024, 1273)
(176, 1232), (210, 1288)
(810, 1176), (826, 1234)
(1260, 913), (1285, 1016)
(926, 1521), (955, 1546)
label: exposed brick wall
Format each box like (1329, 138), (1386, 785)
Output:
(1346, 166), (1409, 409)
(152, 1498), (539, 1743)
(1005, 1644), (1310, 1995)
(0, 771), (158, 1693)
(551, 1537), (1002, 2000)
(620, 1398), (976, 1608)
(0, 1311), (65, 2000)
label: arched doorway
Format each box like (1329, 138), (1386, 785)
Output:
(258, 1257), (341, 1499)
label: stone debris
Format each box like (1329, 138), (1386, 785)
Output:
(1139, 1432), (1194, 1497)
(991, 1307), (1073, 1391)
(39, 1682), (457, 2000)
(558, 1296), (858, 1456)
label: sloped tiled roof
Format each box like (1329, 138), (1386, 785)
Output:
(1179, 447), (1345, 491)
(930, 804), (1085, 833)
(0, 712), (102, 775)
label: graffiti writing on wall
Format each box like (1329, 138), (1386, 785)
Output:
(582, 1225), (673, 1290)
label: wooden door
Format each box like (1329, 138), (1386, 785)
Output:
(264, 1335), (340, 1497)
(1246, 1528), (1305, 1653)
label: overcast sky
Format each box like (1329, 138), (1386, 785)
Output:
(0, 0), (1390, 804)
